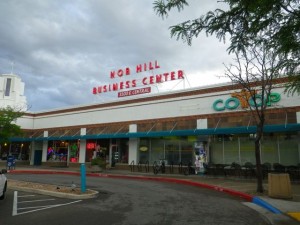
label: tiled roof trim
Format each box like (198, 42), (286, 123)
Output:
(21, 105), (299, 133)
(24, 78), (289, 117)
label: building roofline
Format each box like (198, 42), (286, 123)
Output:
(24, 77), (288, 117)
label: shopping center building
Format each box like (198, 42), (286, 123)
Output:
(0, 75), (299, 170)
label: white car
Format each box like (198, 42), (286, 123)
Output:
(0, 169), (7, 200)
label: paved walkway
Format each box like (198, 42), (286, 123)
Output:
(7, 165), (300, 225)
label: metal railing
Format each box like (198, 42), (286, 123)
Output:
(130, 160), (135, 172)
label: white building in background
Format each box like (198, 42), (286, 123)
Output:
(0, 74), (27, 111)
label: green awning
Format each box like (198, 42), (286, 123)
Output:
(9, 123), (300, 142)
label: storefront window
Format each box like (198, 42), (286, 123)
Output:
(209, 132), (299, 166)
(180, 139), (193, 164)
(80, 138), (128, 164)
(69, 140), (80, 163)
(86, 139), (109, 162)
(117, 139), (129, 164)
(278, 133), (299, 166)
(239, 135), (255, 164)
(86, 140), (96, 162)
(165, 139), (180, 165)
(138, 136), (194, 165)
(223, 135), (239, 164)
(150, 138), (165, 164)
(261, 135), (279, 164)
(47, 140), (68, 161)
(139, 138), (150, 164)
(210, 135), (224, 164)
(0, 142), (30, 161)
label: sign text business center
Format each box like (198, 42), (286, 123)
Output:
(92, 60), (184, 96)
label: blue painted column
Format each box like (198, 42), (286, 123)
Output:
(80, 163), (86, 193)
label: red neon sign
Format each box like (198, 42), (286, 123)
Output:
(86, 143), (95, 149)
(92, 60), (184, 96)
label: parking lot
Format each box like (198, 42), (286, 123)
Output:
(1, 190), (86, 224)
(1, 173), (271, 225)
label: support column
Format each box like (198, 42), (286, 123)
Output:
(41, 131), (48, 162)
(128, 124), (138, 165)
(78, 128), (86, 163)
(29, 141), (35, 166)
(297, 112), (300, 123)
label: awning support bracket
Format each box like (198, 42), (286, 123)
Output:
(170, 122), (177, 133)
(114, 126), (124, 136)
(147, 122), (157, 134)
(214, 118), (221, 132)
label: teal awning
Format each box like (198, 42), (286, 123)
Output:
(9, 123), (300, 142)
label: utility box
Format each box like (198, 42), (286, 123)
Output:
(7, 156), (16, 170)
(268, 173), (292, 199)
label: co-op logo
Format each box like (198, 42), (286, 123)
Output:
(213, 90), (281, 111)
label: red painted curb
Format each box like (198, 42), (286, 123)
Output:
(9, 170), (253, 202)
(9, 170), (79, 176)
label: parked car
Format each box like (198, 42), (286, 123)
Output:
(0, 169), (7, 200)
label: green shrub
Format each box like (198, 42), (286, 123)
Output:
(91, 157), (106, 169)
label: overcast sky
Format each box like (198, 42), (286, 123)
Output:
(0, 0), (233, 112)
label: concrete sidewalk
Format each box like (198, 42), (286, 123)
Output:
(7, 165), (300, 224)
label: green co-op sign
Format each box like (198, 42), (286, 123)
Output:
(213, 92), (281, 111)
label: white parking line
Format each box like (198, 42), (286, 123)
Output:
(18, 194), (35, 198)
(16, 200), (82, 216)
(18, 199), (55, 203)
(12, 191), (82, 216)
(12, 191), (18, 216)
(18, 205), (50, 210)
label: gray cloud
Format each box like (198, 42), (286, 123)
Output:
(0, 0), (232, 111)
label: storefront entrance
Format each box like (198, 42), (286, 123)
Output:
(85, 138), (129, 165)
(34, 150), (42, 166)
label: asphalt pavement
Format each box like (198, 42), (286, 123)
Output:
(6, 165), (300, 225)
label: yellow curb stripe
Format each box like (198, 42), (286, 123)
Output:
(288, 212), (300, 222)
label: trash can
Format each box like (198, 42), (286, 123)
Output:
(268, 173), (292, 199)
(7, 156), (16, 170)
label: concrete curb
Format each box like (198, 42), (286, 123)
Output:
(10, 185), (99, 200)
(252, 197), (282, 214)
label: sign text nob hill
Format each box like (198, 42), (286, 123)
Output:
(92, 60), (184, 97)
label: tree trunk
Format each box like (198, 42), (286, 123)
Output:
(255, 124), (264, 193)
(255, 139), (264, 193)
